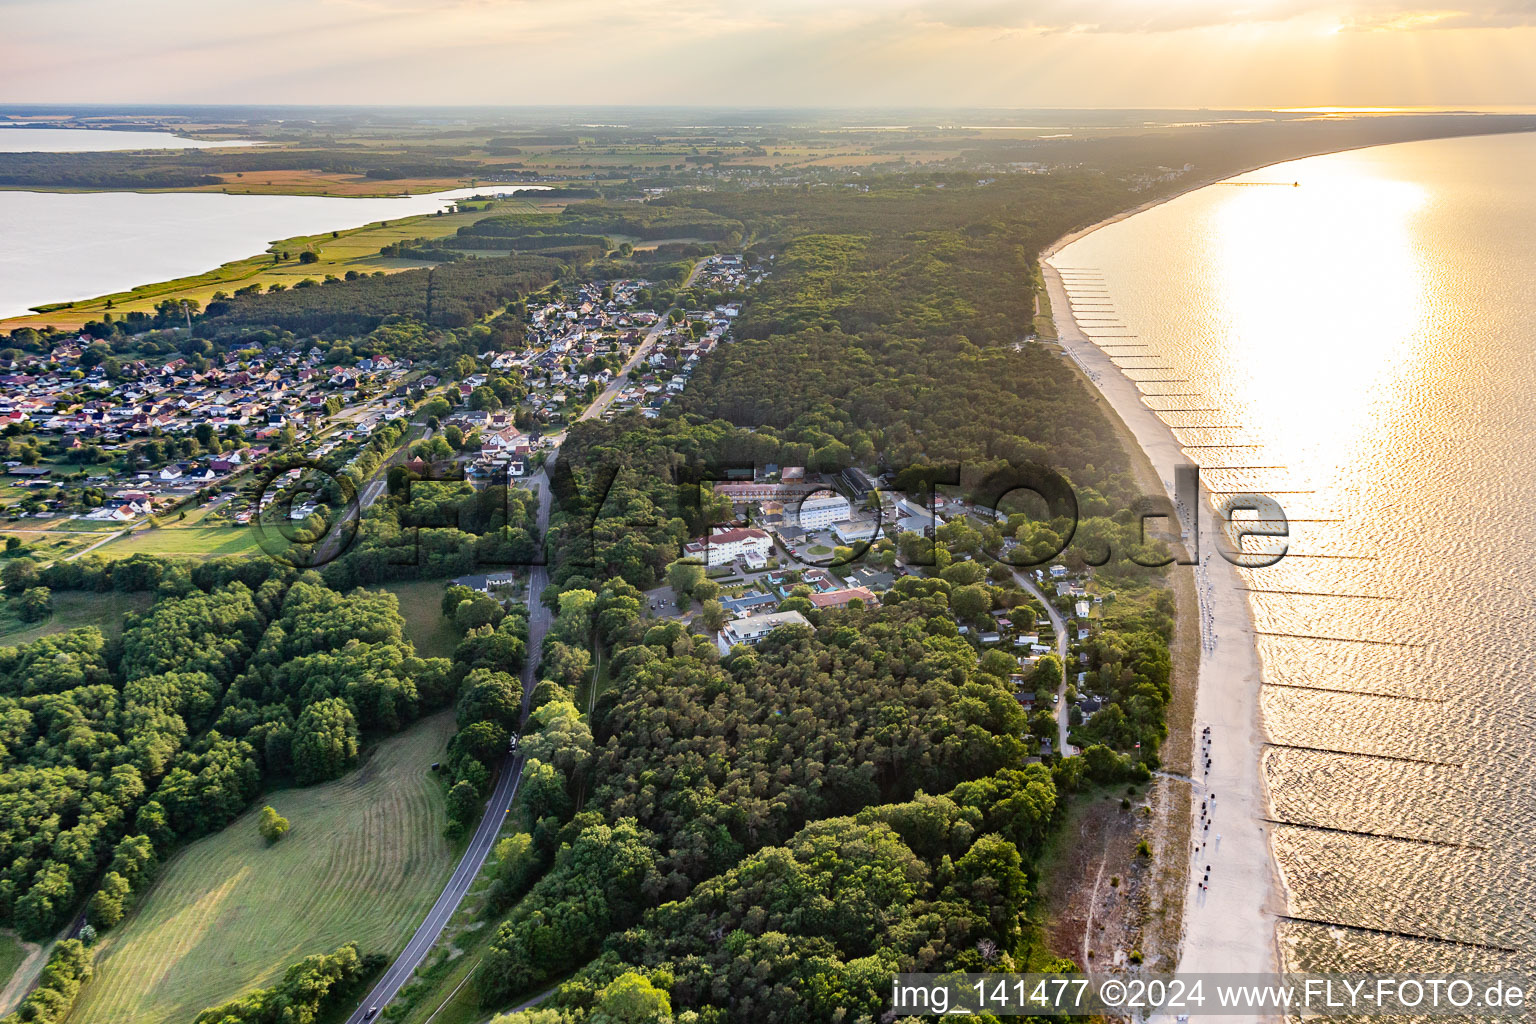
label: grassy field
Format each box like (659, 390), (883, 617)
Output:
(70, 714), (457, 1024)
(387, 791), (532, 1024)
(0, 589), (152, 647)
(381, 578), (458, 660)
(0, 932), (28, 987)
(0, 931), (38, 1015)
(0, 525), (101, 562)
(92, 524), (260, 559)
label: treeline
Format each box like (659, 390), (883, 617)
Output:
(450, 233), (611, 252)
(193, 943), (382, 1024)
(209, 318), (517, 371)
(458, 202), (743, 244)
(0, 147), (531, 191)
(1, 939), (91, 1024)
(0, 555), (452, 940)
(475, 579), (1117, 1017)
(377, 238), (471, 262)
(441, 598), (529, 838)
(204, 253), (564, 334)
(319, 478), (541, 590)
(686, 324), (1137, 505)
(560, 201), (743, 241)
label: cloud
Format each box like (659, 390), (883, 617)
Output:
(1338, 0), (1536, 27)
(5, 0), (1536, 107)
(910, 0), (1536, 32)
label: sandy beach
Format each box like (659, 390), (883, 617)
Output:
(1038, 248), (1285, 986)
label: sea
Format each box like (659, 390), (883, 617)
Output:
(1052, 131), (1536, 974)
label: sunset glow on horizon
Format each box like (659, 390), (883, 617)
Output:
(5, 0), (1536, 109)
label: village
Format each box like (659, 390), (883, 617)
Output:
(448, 253), (758, 485)
(0, 237), (1113, 762)
(0, 252), (763, 555)
(0, 339), (422, 526)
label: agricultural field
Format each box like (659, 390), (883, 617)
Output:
(196, 169), (471, 196)
(69, 713), (457, 1024)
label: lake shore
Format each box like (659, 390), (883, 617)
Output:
(0, 184), (554, 329)
(1040, 189), (1286, 993)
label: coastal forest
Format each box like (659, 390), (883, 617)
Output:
(4, 110), (1466, 1024)
(466, 170), (1177, 1020)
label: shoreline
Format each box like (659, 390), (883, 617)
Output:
(1043, 122), (1536, 262)
(0, 184), (556, 330)
(1039, 184), (1287, 990)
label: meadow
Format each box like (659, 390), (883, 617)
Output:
(0, 589), (151, 647)
(0, 931), (37, 1015)
(381, 578), (459, 659)
(92, 523), (261, 559)
(68, 714), (457, 1024)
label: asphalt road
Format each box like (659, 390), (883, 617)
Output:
(338, 269), (703, 1019)
(577, 316), (670, 424)
(311, 423), (428, 567)
(576, 256), (706, 425)
(342, 466), (555, 1024)
(342, 745), (524, 1024)
(519, 468), (554, 719)
(1014, 569), (1076, 756)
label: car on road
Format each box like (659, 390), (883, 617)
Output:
(365, 1008), (378, 1020)
(508, 733), (520, 752)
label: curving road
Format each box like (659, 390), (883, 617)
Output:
(343, 466), (554, 1024)
(342, 748), (525, 1024)
(341, 266), (700, 1021)
(1014, 569), (1076, 757)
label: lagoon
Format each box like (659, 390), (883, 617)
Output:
(0, 185), (541, 319)
(0, 126), (250, 153)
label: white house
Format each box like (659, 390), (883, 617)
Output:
(484, 427), (525, 451)
(795, 492), (851, 531)
(832, 519), (879, 546)
(683, 527), (772, 568)
(717, 609), (811, 654)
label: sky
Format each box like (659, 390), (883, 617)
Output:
(4, 0), (1536, 109)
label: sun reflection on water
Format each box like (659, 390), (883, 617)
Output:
(1054, 131), (1536, 975)
(1209, 158), (1430, 480)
